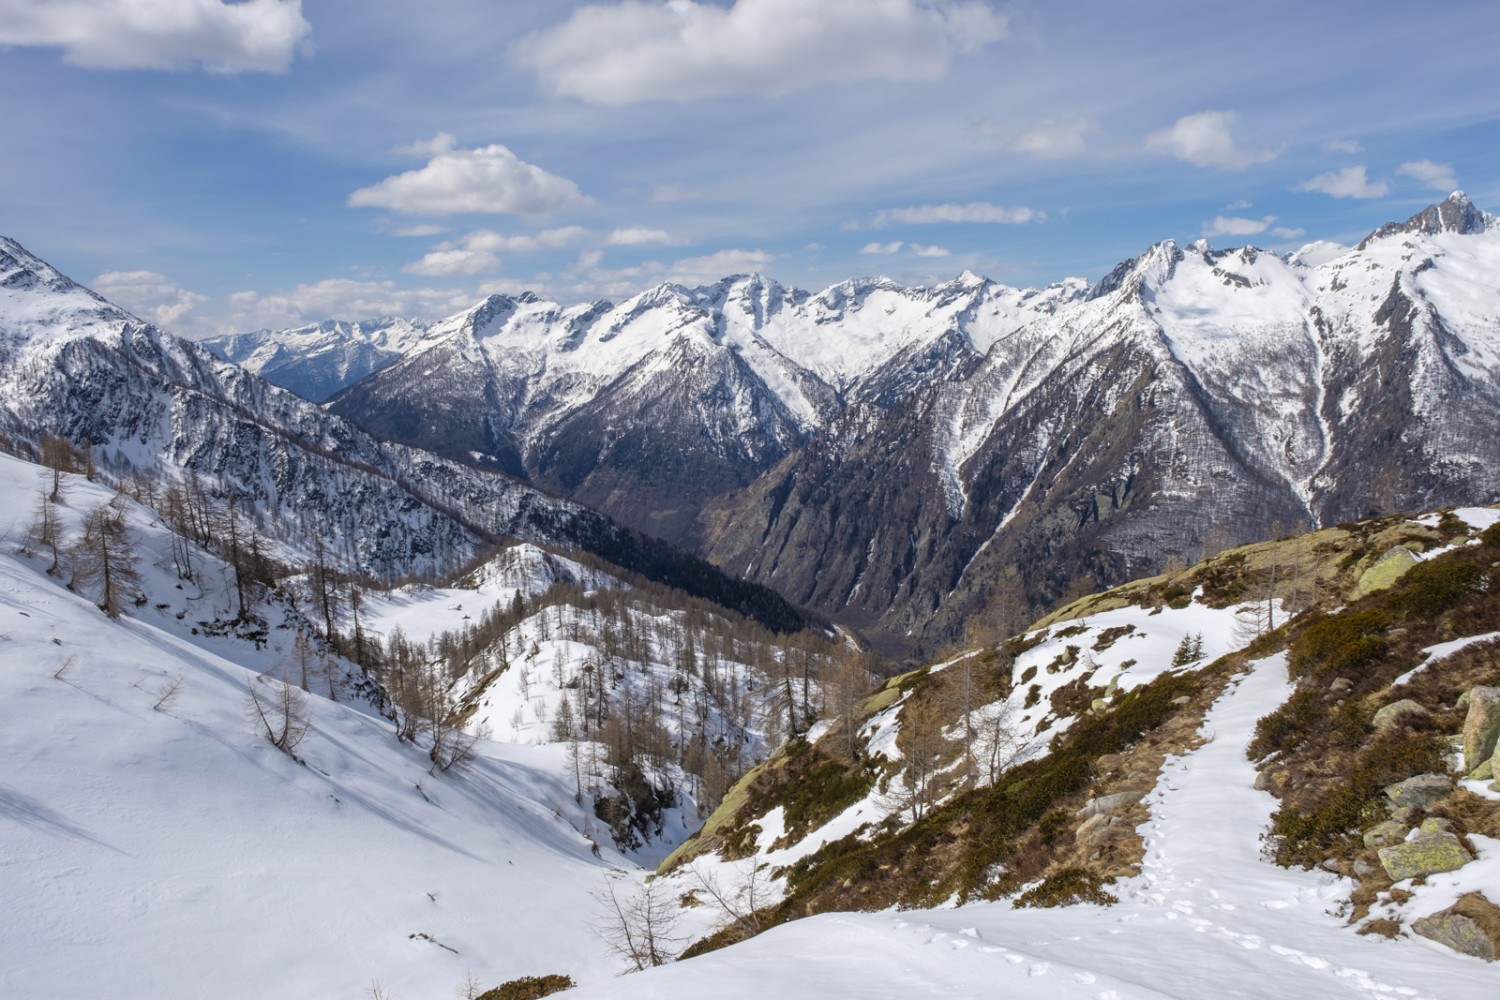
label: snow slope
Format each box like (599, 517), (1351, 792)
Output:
(564, 656), (1500, 1000)
(0, 455), (634, 1000)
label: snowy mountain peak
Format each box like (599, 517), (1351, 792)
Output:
(0, 235), (144, 344)
(1358, 190), (1493, 249)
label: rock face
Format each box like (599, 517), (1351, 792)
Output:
(1463, 687), (1500, 775)
(1377, 826), (1473, 881)
(1372, 699), (1430, 730)
(1350, 547), (1419, 601)
(1077, 790), (1147, 819)
(1412, 893), (1500, 961)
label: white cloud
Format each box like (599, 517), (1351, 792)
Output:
(607, 227), (677, 246)
(1295, 165), (1389, 199)
(1202, 215), (1276, 237)
(1397, 159), (1458, 192)
(516, 0), (1008, 104)
(404, 250), (502, 277)
(1324, 139), (1364, 154)
(224, 279), (475, 331)
(1013, 118), (1095, 159)
(389, 224), (446, 238)
(874, 202), (1040, 226)
(348, 137), (588, 216)
(1272, 226), (1306, 239)
(403, 226), (589, 276)
(860, 241), (904, 255)
(461, 226), (589, 253)
(0, 0), (310, 73)
(911, 244), (951, 258)
(668, 248), (774, 284)
(92, 271), (206, 330)
(1146, 110), (1277, 170)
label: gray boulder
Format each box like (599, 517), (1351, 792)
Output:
(1412, 894), (1500, 961)
(1384, 773), (1452, 810)
(1463, 686), (1500, 775)
(1372, 699), (1430, 730)
(1378, 830), (1473, 881)
(1077, 790), (1146, 818)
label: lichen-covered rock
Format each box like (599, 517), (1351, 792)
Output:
(1363, 820), (1408, 849)
(1463, 686), (1500, 774)
(1378, 830), (1473, 881)
(1411, 894), (1500, 961)
(1372, 699), (1430, 730)
(1384, 773), (1452, 810)
(1350, 546), (1419, 600)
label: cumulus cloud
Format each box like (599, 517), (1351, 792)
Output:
(349, 134), (588, 216)
(874, 202), (1040, 226)
(0, 0), (310, 73)
(92, 270), (206, 330)
(607, 227), (677, 246)
(911, 244), (950, 258)
(516, 0), (1008, 104)
(389, 224), (446, 238)
(1397, 159), (1458, 192)
(1146, 111), (1277, 170)
(1272, 226), (1306, 239)
(1295, 165), (1389, 199)
(860, 241), (904, 255)
(1014, 118), (1096, 159)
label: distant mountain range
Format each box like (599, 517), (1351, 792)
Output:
(203, 193), (1500, 653)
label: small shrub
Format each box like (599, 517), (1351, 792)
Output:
(1014, 868), (1117, 908)
(1290, 609), (1390, 678)
(1388, 560), (1483, 618)
(477, 974), (575, 1000)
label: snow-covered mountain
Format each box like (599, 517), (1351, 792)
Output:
(325, 272), (1086, 540)
(0, 235), (809, 631)
(201, 316), (430, 402)
(304, 194), (1500, 651)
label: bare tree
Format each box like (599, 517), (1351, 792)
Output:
(246, 673), (312, 756)
(592, 871), (683, 972)
(688, 859), (772, 939)
(70, 498), (142, 618)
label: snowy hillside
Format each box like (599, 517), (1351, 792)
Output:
(567, 654), (1499, 1000)
(0, 452), (642, 1000)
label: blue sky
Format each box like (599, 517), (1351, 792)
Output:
(3, 0), (1499, 336)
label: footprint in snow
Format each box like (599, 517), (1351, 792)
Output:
(1004, 954), (1025, 964)
(1074, 972), (1096, 984)
(1028, 962), (1050, 977)
(1260, 899), (1290, 910)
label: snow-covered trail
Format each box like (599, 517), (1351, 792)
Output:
(563, 656), (1498, 1000)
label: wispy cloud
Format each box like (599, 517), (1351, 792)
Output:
(859, 241), (904, 255)
(516, 0), (1008, 104)
(1324, 139), (1364, 154)
(0, 0), (310, 73)
(668, 248), (774, 284)
(1202, 215), (1276, 237)
(349, 134), (588, 216)
(1397, 159), (1458, 191)
(607, 227), (678, 246)
(1295, 165), (1389, 199)
(225, 279), (475, 331)
(874, 202), (1041, 226)
(911, 244), (950, 258)
(1146, 110), (1277, 170)
(1013, 118), (1096, 159)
